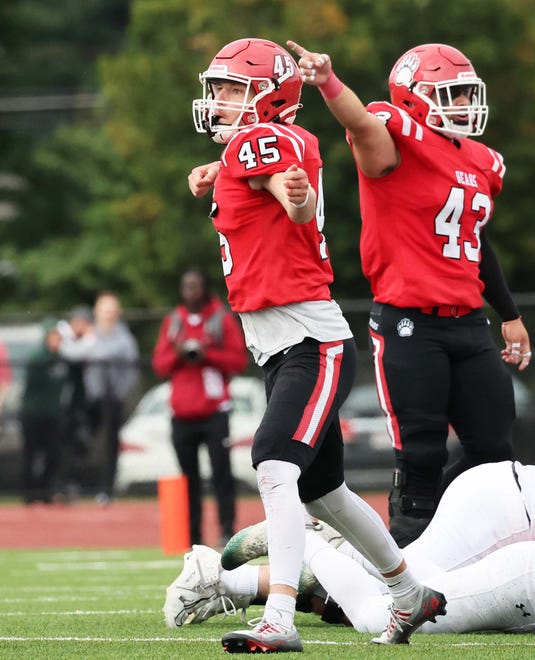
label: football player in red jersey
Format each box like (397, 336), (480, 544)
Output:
(188, 38), (446, 651)
(288, 40), (532, 548)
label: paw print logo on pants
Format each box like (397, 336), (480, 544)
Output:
(397, 318), (414, 337)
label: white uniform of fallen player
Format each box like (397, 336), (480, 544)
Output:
(306, 461), (535, 633)
(163, 461), (535, 634)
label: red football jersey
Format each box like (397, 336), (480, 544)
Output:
(212, 123), (333, 313)
(351, 101), (505, 309)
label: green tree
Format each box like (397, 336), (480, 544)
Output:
(0, 0), (131, 310)
(0, 0), (129, 89)
(100, 0), (535, 301)
(1, 124), (138, 311)
(2, 0), (534, 312)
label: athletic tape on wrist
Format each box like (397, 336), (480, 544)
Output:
(319, 72), (344, 100)
(290, 184), (311, 209)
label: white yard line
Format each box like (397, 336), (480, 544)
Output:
(0, 609), (158, 616)
(0, 635), (533, 648)
(35, 559), (177, 571)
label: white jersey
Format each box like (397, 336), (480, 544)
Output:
(343, 461), (534, 583)
(352, 542), (535, 634)
(305, 461), (535, 634)
(403, 460), (535, 578)
(515, 460), (535, 523)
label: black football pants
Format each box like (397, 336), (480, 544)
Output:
(172, 411), (235, 544)
(369, 303), (515, 523)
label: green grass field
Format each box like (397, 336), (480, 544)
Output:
(1, 547), (534, 659)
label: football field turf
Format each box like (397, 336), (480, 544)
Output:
(1, 547), (534, 659)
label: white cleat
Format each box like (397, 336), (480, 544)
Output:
(222, 619), (303, 653)
(163, 544), (252, 627)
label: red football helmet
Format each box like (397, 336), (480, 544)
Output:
(388, 44), (488, 138)
(193, 38), (303, 144)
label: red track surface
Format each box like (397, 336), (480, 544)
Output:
(0, 493), (388, 550)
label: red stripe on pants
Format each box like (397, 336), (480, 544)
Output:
(293, 341), (344, 447)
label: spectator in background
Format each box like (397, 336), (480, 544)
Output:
(152, 268), (249, 547)
(20, 319), (72, 504)
(56, 306), (94, 500)
(0, 338), (12, 414)
(60, 291), (140, 505)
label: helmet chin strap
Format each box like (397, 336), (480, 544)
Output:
(211, 129), (237, 145)
(203, 114), (240, 144)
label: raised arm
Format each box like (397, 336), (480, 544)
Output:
(287, 40), (399, 178)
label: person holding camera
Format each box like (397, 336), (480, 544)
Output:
(152, 268), (249, 546)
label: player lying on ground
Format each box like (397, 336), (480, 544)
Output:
(164, 461), (535, 634)
(165, 540), (535, 634)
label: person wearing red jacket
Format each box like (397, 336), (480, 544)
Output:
(152, 268), (249, 546)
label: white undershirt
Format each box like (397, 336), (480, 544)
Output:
(238, 300), (353, 366)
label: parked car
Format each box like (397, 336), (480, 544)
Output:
(114, 375), (438, 495)
(115, 376), (266, 494)
(116, 369), (535, 495)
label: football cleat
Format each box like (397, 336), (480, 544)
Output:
(221, 521), (269, 570)
(221, 515), (344, 570)
(371, 585), (447, 644)
(222, 620), (303, 653)
(163, 544), (252, 627)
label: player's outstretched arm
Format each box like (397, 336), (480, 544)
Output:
(188, 161), (221, 198)
(250, 165), (317, 224)
(287, 40), (398, 178)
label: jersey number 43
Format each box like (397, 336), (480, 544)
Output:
(435, 186), (491, 262)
